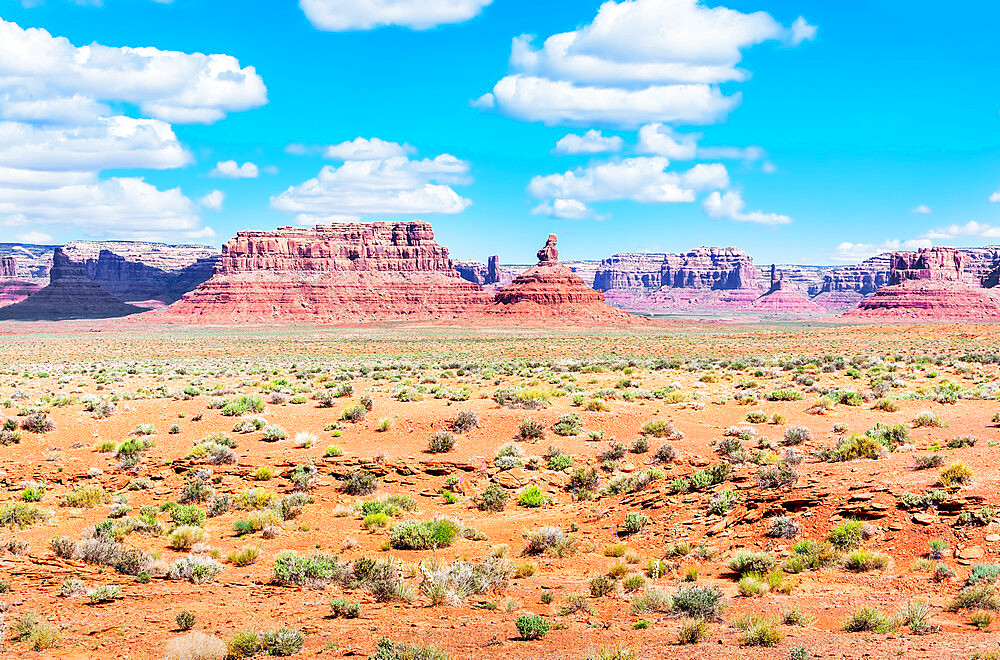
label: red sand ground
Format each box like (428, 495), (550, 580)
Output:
(0, 324), (999, 658)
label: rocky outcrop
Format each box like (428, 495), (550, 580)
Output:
(0, 241), (218, 307)
(962, 247), (1000, 286)
(165, 221), (494, 322)
(488, 235), (635, 322)
(594, 247), (763, 314)
(0, 249), (145, 321)
(820, 254), (892, 296)
(757, 264), (828, 297)
(810, 290), (866, 313)
(749, 270), (827, 316)
(0, 243), (53, 282)
(0, 281), (41, 307)
(594, 247), (760, 293)
(845, 247), (1000, 321)
(71, 249), (216, 308)
(62, 241), (219, 307)
(454, 256), (515, 288)
(0, 255), (43, 308)
(889, 247), (969, 285)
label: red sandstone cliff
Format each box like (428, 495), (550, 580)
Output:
(845, 247), (1000, 321)
(164, 221), (494, 322)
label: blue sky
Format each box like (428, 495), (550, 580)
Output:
(0, 0), (998, 265)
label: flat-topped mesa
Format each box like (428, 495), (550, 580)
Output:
(889, 247), (969, 285)
(845, 246), (1000, 321)
(661, 247), (761, 291)
(486, 235), (637, 324)
(593, 247), (760, 293)
(596, 247), (764, 314)
(165, 221), (494, 322)
(0, 248), (144, 321)
(216, 222), (455, 274)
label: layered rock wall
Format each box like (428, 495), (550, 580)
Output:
(594, 247), (760, 293)
(846, 246), (1000, 320)
(167, 222), (494, 322)
(0, 249), (144, 321)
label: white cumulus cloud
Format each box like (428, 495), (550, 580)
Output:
(0, 176), (199, 235)
(637, 123), (764, 161)
(271, 144), (473, 217)
(199, 190), (225, 211)
(911, 204), (932, 215)
(553, 130), (624, 155)
(0, 18), (266, 125)
(15, 230), (52, 244)
(531, 199), (597, 220)
(210, 160), (259, 178)
(324, 137), (414, 160)
(300, 0), (492, 31)
(991, 190), (1000, 203)
(831, 239), (931, 262)
(478, 0), (815, 127)
(528, 157), (729, 216)
(703, 190), (791, 225)
(920, 221), (1000, 240)
(0, 18), (264, 241)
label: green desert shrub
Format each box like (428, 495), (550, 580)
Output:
(515, 614), (549, 640)
(389, 517), (463, 550)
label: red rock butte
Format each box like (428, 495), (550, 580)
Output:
(845, 246), (1000, 321)
(488, 234), (637, 322)
(163, 221), (494, 322)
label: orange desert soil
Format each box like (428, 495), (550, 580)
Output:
(0, 323), (998, 658)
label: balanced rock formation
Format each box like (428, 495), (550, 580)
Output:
(845, 247), (1000, 321)
(749, 269), (827, 316)
(488, 235), (635, 322)
(165, 221), (493, 322)
(0, 249), (145, 321)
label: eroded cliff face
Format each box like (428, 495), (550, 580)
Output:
(454, 256), (516, 288)
(165, 222), (494, 322)
(593, 247), (771, 314)
(0, 257), (15, 279)
(0, 249), (145, 321)
(72, 250), (217, 307)
(845, 247), (1000, 321)
(820, 255), (893, 296)
(0, 241), (218, 309)
(594, 247), (760, 293)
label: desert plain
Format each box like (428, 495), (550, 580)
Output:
(0, 322), (997, 659)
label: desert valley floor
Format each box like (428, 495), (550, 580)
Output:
(1, 322), (1000, 658)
